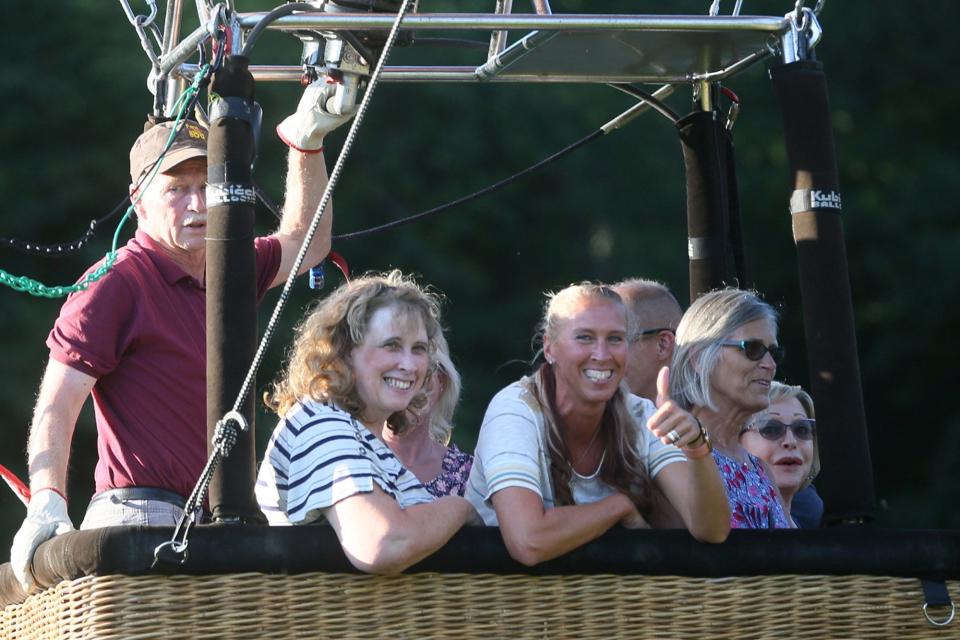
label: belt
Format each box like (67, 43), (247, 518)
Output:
(88, 487), (187, 510)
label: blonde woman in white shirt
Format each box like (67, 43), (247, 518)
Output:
(466, 283), (730, 566)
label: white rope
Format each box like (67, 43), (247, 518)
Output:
(231, 0), (415, 417)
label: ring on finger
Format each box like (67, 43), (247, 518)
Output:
(667, 429), (681, 444)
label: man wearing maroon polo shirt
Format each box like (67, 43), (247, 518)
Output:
(11, 81), (350, 590)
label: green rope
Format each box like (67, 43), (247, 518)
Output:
(0, 64), (211, 298)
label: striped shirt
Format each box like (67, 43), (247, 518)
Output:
(466, 379), (686, 526)
(256, 400), (433, 525)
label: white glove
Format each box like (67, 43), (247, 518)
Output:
(11, 489), (75, 591)
(276, 78), (356, 153)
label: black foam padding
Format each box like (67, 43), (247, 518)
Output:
(723, 128), (748, 287)
(206, 55), (262, 524)
(677, 110), (732, 303)
(211, 56), (255, 103)
(770, 61), (875, 523)
(3, 526), (959, 607)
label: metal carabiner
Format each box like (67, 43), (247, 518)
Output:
(119, 0), (158, 28)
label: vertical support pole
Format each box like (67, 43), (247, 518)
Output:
(677, 109), (731, 302)
(724, 120), (748, 288)
(164, 76), (189, 119)
(487, 0), (514, 59)
(771, 60), (875, 523)
(531, 0), (552, 14)
(205, 54), (264, 524)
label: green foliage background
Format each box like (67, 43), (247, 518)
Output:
(1, 0), (957, 560)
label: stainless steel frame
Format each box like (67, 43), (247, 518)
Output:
(158, 12), (789, 88)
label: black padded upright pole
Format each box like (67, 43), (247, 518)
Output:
(205, 55), (263, 524)
(724, 130), (749, 288)
(677, 110), (731, 302)
(771, 60), (875, 523)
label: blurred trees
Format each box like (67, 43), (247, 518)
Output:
(0, 0), (956, 558)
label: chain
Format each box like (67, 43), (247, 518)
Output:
(709, 0), (746, 16)
(0, 251), (118, 299)
(119, 0), (162, 67)
(0, 65), (211, 298)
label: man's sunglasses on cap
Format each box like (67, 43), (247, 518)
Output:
(744, 418), (816, 441)
(720, 339), (785, 365)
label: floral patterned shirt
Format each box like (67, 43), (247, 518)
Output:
(424, 444), (473, 498)
(713, 449), (791, 529)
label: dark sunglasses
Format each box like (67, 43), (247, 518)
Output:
(747, 419), (816, 441)
(630, 327), (674, 343)
(721, 339), (785, 365)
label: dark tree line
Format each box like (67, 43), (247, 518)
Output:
(1, 1), (957, 557)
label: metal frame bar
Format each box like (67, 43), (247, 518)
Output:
(236, 13), (789, 32)
(162, 13), (788, 85)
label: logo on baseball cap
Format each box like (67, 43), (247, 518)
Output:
(129, 120), (208, 184)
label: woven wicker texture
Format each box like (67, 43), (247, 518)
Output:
(2, 573), (957, 639)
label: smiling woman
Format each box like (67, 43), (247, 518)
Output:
(670, 288), (791, 529)
(466, 283), (730, 566)
(254, 270), (477, 574)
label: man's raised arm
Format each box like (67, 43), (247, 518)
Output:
(270, 79), (355, 289)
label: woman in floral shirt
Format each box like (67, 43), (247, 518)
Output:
(383, 333), (473, 497)
(669, 288), (791, 529)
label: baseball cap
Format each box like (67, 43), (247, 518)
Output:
(129, 120), (208, 184)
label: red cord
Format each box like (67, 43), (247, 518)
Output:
(720, 86), (741, 104)
(0, 463), (30, 506)
(327, 250), (350, 281)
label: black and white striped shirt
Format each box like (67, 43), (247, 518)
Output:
(256, 400), (433, 525)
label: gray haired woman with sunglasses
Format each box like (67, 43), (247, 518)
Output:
(741, 382), (821, 527)
(670, 289), (791, 528)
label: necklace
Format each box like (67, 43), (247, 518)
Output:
(572, 450), (607, 480)
(569, 424), (603, 473)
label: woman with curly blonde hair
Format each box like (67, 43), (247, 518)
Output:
(256, 270), (476, 574)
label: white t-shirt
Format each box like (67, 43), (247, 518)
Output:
(256, 400), (433, 525)
(466, 379), (686, 526)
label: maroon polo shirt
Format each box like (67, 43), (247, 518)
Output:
(47, 229), (281, 498)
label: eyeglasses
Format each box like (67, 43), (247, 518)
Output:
(720, 339), (785, 365)
(630, 327), (674, 343)
(745, 419), (816, 441)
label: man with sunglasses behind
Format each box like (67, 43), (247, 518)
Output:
(612, 278), (683, 401)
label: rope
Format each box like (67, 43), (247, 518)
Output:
(331, 84), (674, 241)
(228, 0), (415, 417)
(333, 130), (603, 241)
(0, 65), (213, 298)
(157, 0), (415, 564)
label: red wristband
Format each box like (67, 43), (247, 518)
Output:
(33, 486), (67, 502)
(276, 125), (325, 154)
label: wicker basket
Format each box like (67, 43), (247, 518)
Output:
(2, 572), (957, 640)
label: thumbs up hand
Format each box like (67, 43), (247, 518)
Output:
(646, 366), (700, 449)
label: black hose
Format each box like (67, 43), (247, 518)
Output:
(241, 3), (318, 57)
(334, 128), (604, 241)
(609, 84), (680, 124)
